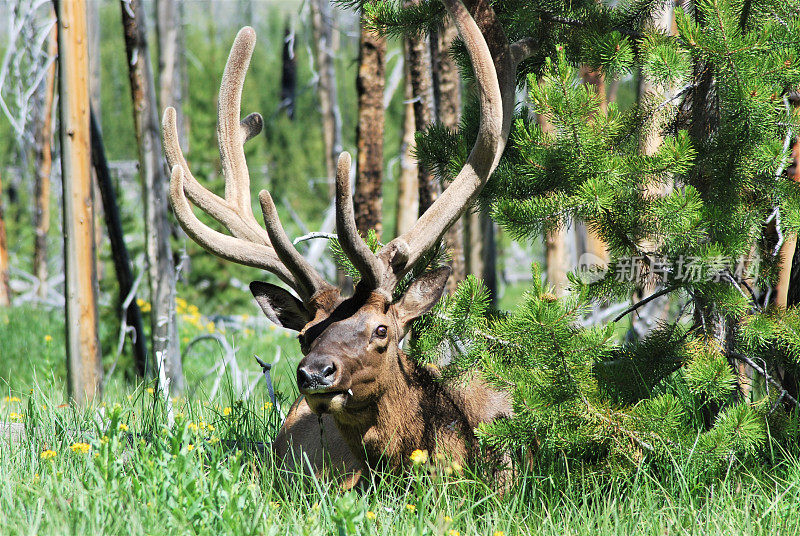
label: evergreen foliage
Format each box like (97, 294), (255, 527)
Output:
(369, 0), (800, 477)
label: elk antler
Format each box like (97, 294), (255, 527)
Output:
(163, 27), (334, 302)
(333, 0), (517, 293)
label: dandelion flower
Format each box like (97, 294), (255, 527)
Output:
(44, 335), (52, 342)
(366, 511), (377, 520)
(118, 423), (129, 432)
(69, 442), (91, 454)
(405, 504), (416, 512)
(410, 449), (428, 465)
(187, 444), (194, 451)
(40, 450), (57, 460)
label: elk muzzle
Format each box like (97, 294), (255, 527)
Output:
(297, 355), (343, 394)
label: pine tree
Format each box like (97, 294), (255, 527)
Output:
(358, 0), (800, 476)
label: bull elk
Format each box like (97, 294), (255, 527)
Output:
(162, 0), (532, 484)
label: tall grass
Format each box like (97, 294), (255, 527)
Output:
(2, 307), (800, 534)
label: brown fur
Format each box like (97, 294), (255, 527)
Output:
(291, 279), (512, 474)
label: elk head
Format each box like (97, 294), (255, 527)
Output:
(162, 0), (519, 430)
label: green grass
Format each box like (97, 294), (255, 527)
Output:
(2, 306), (800, 534)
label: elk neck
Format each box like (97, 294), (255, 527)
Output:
(330, 345), (496, 470)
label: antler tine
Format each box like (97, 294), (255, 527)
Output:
(218, 26), (260, 218)
(259, 190), (334, 301)
(334, 152), (384, 292)
(164, 26), (334, 301)
(377, 0), (511, 290)
(169, 166), (299, 288)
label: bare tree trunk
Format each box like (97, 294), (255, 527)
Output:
(280, 18), (297, 120)
(432, 15), (465, 291)
(353, 10), (386, 237)
(0, 170), (11, 306)
(310, 0), (342, 194)
(56, 0), (103, 402)
(403, 0), (437, 217)
(395, 72), (419, 237)
(157, 0), (187, 150)
(87, 0), (105, 283)
(579, 65), (608, 264)
(91, 108), (149, 377)
(34, 21), (58, 298)
(121, 0), (183, 393)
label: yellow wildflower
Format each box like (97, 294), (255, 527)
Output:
(187, 422), (198, 432)
(448, 530), (459, 536)
(494, 531), (505, 536)
(444, 515), (453, 523)
(206, 321), (216, 333)
(9, 412), (23, 421)
(69, 442), (91, 454)
(223, 407), (232, 416)
(100, 436), (109, 444)
(40, 450), (57, 460)
(209, 436), (220, 444)
(3, 396), (21, 403)
(410, 449), (428, 465)
(146, 387), (154, 395)
(44, 335), (52, 342)
(405, 504), (416, 512)
(187, 444), (194, 451)
(366, 511), (377, 520)
(269, 501), (280, 509)
(262, 402), (273, 412)
(118, 423), (129, 432)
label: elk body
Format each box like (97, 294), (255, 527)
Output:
(162, 0), (533, 483)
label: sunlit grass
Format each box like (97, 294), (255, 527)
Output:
(2, 306), (800, 534)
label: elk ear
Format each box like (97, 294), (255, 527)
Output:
(394, 266), (451, 330)
(250, 281), (310, 332)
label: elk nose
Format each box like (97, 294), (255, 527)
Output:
(297, 361), (338, 391)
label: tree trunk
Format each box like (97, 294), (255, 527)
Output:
(432, 14), (465, 291)
(90, 108), (149, 377)
(353, 10), (386, 237)
(310, 0), (343, 194)
(404, 0), (437, 217)
(157, 0), (187, 150)
(395, 73), (419, 237)
(121, 0), (183, 393)
(280, 18), (297, 120)
(87, 0), (105, 283)
(0, 170), (11, 306)
(56, 0), (103, 402)
(580, 65), (608, 264)
(33, 21), (58, 299)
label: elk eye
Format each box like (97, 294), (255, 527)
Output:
(374, 325), (388, 339)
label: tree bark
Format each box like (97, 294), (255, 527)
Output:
(353, 10), (386, 237)
(395, 72), (419, 237)
(33, 21), (58, 299)
(121, 0), (183, 393)
(90, 108), (149, 377)
(157, 0), (187, 150)
(432, 14), (465, 291)
(56, 0), (103, 402)
(310, 0), (343, 195)
(404, 0), (437, 217)
(280, 18), (297, 120)
(580, 65), (609, 264)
